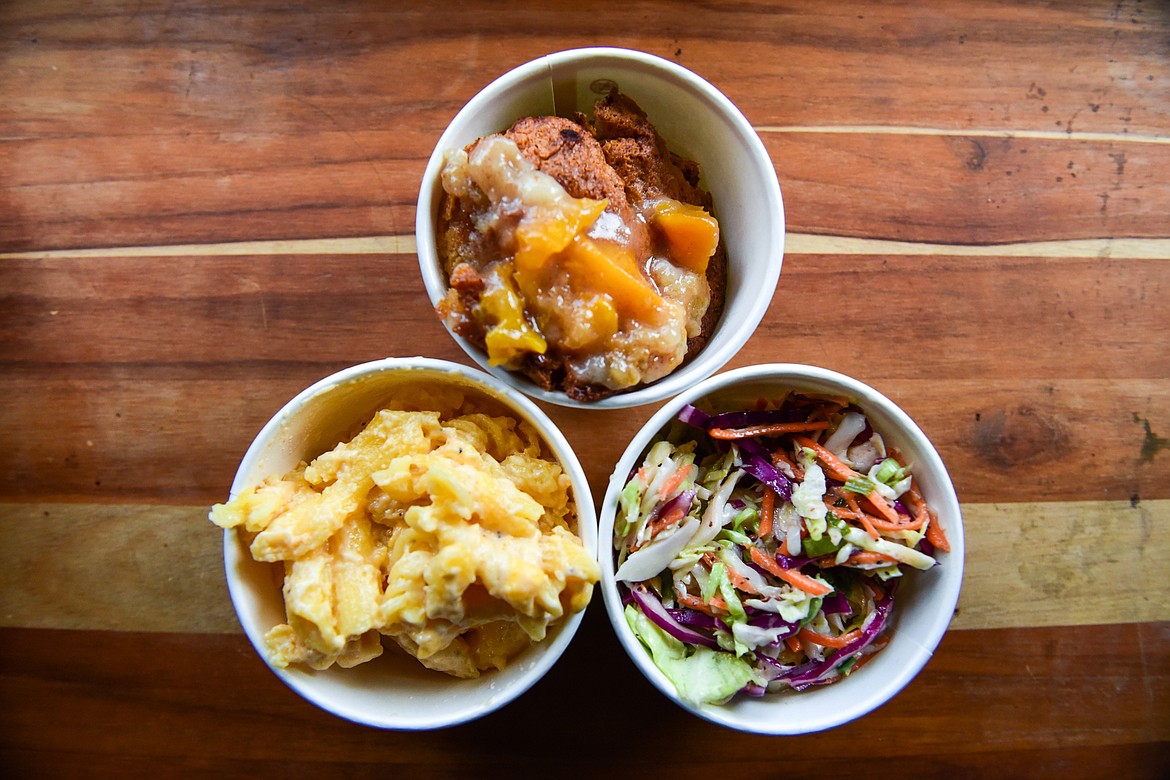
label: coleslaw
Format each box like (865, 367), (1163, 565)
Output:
(613, 392), (950, 706)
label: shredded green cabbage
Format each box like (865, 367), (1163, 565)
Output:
(791, 448), (827, 524)
(625, 605), (754, 706)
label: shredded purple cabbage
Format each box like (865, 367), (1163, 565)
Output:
(754, 652), (787, 672)
(677, 404), (712, 428)
(742, 681), (768, 697)
(647, 488), (695, 527)
(780, 584), (896, 690)
(821, 591), (852, 616)
(668, 607), (720, 632)
(737, 438), (794, 501)
(680, 397), (808, 433)
(706, 407), (806, 430)
(744, 609), (799, 635)
(774, 553), (814, 571)
(629, 586), (721, 650)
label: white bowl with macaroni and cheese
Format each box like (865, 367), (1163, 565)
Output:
(416, 47), (784, 409)
(211, 357), (600, 729)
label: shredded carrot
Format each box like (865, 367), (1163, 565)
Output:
(846, 648), (881, 674)
(644, 504), (686, 542)
(748, 545), (782, 574)
(798, 627), (863, 649)
(658, 463), (694, 500)
(748, 546), (832, 596)
(863, 490), (901, 525)
(678, 594), (720, 617)
(836, 487), (924, 533)
(856, 516), (881, 537)
(772, 448), (804, 480)
(827, 499), (857, 519)
(814, 550), (895, 568)
(907, 483), (950, 552)
(840, 490), (880, 540)
(784, 634), (802, 654)
(791, 435), (857, 482)
(709, 421), (830, 440)
(842, 550), (901, 567)
(779, 565), (832, 597)
(862, 506), (926, 532)
(759, 487), (776, 538)
(724, 565), (761, 595)
(924, 512), (951, 553)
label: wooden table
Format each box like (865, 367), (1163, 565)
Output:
(2, 1), (1167, 775)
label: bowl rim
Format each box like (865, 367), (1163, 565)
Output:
(597, 362), (965, 734)
(219, 356), (598, 729)
(415, 46), (785, 410)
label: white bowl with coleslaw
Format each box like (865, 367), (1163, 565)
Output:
(416, 47), (784, 409)
(597, 363), (964, 734)
(215, 357), (598, 729)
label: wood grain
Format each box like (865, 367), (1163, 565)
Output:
(0, 503), (236, 634)
(2, 1), (1167, 251)
(3, 500), (1167, 635)
(3, 253), (1166, 376)
(4, 232), (1170, 260)
(2, 252), (1166, 504)
(5, 131), (1168, 251)
(768, 133), (1170, 243)
(0, 622), (1167, 776)
(5, 0), (1166, 135)
(0, 372), (1165, 506)
(784, 233), (1170, 259)
(1, 0), (1167, 773)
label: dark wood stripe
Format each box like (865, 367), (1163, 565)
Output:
(2, 1), (1167, 252)
(1, 253), (1166, 504)
(0, 621), (1166, 774)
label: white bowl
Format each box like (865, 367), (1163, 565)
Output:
(597, 363), (965, 734)
(416, 47), (784, 409)
(218, 357), (598, 729)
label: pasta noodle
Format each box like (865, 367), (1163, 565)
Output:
(210, 384), (599, 677)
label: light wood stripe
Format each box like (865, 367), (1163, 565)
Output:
(0, 235), (417, 260)
(2, 499), (1166, 635)
(0, 503), (238, 634)
(784, 234), (1170, 259)
(957, 500), (1170, 631)
(2, 233), (1167, 261)
(755, 125), (1170, 146)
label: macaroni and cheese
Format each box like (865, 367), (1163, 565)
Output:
(210, 384), (599, 678)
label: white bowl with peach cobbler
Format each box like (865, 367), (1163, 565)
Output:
(417, 48), (785, 408)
